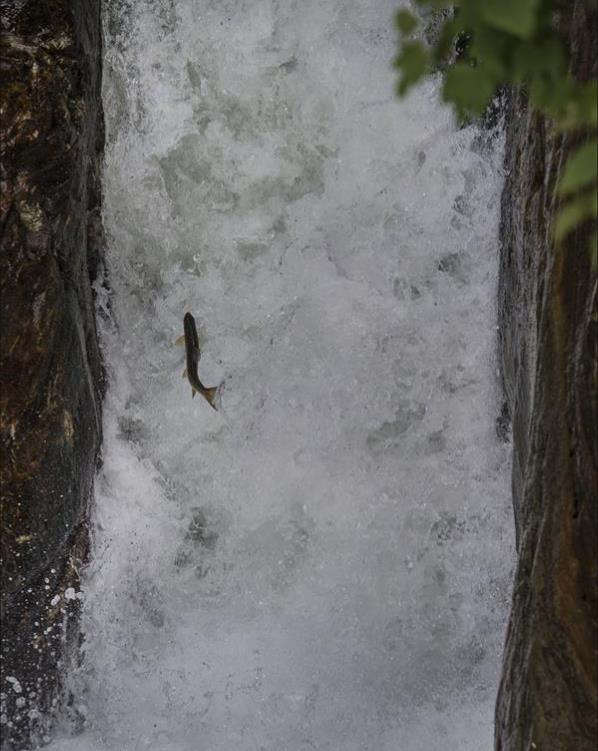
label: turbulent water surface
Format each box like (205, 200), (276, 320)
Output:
(49, 1), (513, 749)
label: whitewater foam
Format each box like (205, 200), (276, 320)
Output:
(47, 1), (513, 748)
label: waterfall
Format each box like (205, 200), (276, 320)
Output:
(49, 1), (513, 748)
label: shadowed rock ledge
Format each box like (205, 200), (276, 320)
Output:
(0, 1), (104, 747)
(496, 2), (597, 749)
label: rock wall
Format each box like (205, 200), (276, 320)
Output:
(495, 3), (597, 749)
(0, 1), (104, 747)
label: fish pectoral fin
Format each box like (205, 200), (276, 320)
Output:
(175, 335), (186, 347)
(182, 369), (187, 379)
(192, 389), (197, 399)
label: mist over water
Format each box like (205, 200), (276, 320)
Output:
(48, 1), (514, 748)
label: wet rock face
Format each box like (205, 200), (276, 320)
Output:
(496, 3), (597, 749)
(0, 1), (104, 746)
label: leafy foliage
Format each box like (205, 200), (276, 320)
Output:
(557, 138), (597, 196)
(555, 189), (597, 241)
(394, 1), (598, 251)
(395, 41), (429, 94)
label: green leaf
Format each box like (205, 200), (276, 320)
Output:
(433, 19), (460, 66)
(481, 0), (540, 39)
(470, 25), (512, 79)
(396, 10), (418, 35)
(555, 188), (598, 242)
(558, 139), (598, 196)
(443, 62), (497, 116)
(512, 34), (566, 79)
(395, 42), (429, 96)
(559, 81), (598, 129)
(530, 74), (572, 116)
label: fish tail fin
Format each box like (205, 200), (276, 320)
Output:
(203, 386), (218, 409)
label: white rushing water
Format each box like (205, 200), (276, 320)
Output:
(49, 1), (514, 749)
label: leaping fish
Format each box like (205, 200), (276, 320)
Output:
(176, 312), (219, 409)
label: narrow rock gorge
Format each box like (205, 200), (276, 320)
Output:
(0, 1), (595, 749)
(0, 2), (104, 747)
(495, 3), (597, 749)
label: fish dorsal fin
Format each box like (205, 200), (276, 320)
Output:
(175, 335), (186, 347)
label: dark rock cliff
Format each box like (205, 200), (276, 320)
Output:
(495, 3), (597, 749)
(0, 1), (104, 747)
